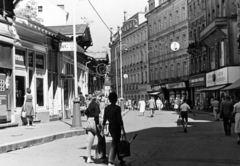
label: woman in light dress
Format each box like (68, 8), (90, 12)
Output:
(139, 98), (146, 116)
(233, 97), (240, 145)
(156, 97), (163, 111)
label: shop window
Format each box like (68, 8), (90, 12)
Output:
(36, 78), (44, 106)
(16, 76), (25, 107)
(36, 54), (44, 69)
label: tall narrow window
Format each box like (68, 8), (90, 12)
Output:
(182, 7), (186, 20)
(38, 6), (43, 12)
(183, 62), (187, 76)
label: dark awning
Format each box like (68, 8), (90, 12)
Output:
(198, 85), (227, 92)
(222, 78), (240, 90)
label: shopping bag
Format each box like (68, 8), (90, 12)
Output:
(118, 134), (137, 158)
(177, 116), (183, 126)
(21, 106), (27, 118)
(95, 134), (106, 159)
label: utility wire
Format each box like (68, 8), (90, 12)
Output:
(87, 0), (112, 33)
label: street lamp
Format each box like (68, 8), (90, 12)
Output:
(115, 43), (127, 96)
(72, 0), (82, 128)
(118, 18), (138, 99)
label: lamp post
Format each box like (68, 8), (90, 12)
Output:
(118, 19), (138, 99)
(72, 0), (82, 128)
(114, 43), (127, 96)
(117, 18), (138, 111)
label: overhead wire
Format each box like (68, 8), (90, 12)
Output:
(87, 0), (112, 33)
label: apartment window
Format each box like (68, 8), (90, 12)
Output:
(155, 68), (158, 80)
(150, 69), (153, 81)
(164, 17), (167, 29)
(182, 7), (186, 20)
(38, 6), (43, 12)
(177, 63), (181, 77)
(159, 19), (161, 31)
(176, 10), (179, 23)
(154, 22), (157, 34)
(57, 5), (64, 10)
(165, 66), (168, 78)
(183, 62), (187, 76)
(169, 14), (172, 26)
(171, 64), (174, 78)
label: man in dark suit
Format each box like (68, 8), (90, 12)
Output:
(220, 96), (234, 136)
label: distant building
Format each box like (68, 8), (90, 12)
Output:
(146, 0), (189, 101)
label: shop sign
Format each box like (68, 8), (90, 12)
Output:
(189, 74), (205, 87)
(152, 85), (161, 91)
(15, 49), (25, 66)
(206, 67), (228, 87)
(59, 42), (74, 51)
(36, 54), (44, 69)
(166, 82), (186, 89)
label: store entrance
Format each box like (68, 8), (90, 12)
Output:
(16, 76), (25, 107)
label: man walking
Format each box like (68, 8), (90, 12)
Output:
(148, 96), (156, 117)
(220, 96), (234, 136)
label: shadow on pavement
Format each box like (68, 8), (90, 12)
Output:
(78, 113), (240, 166)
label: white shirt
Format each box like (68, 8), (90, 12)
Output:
(180, 103), (190, 112)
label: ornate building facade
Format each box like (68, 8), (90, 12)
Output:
(146, 0), (190, 101)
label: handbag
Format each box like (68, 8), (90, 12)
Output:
(118, 134), (137, 158)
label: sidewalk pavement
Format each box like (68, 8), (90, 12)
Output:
(0, 110), (129, 154)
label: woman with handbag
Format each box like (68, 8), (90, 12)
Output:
(102, 92), (126, 166)
(23, 88), (34, 126)
(233, 97), (240, 145)
(85, 95), (101, 164)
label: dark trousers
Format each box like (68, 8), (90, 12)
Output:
(223, 117), (231, 135)
(108, 125), (123, 162)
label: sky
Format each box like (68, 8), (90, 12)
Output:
(70, 0), (149, 53)
(17, 0), (149, 53)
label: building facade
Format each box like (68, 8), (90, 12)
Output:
(199, 0), (239, 100)
(146, 0), (190, 102)
(187, 0), (207, 107)
(110, 12), (149, 103)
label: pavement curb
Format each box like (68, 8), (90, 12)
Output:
(0, 129), (86, 154)
(0, 109), (130, 154)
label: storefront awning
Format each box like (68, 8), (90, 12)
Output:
(147, 91), (161, 95)
(222, 78), (240, 90)
(198, 85), (227, 92)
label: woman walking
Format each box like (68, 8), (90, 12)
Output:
(85, 95), (101, 164)
(156, 97), (163, 111)
(138, 98), (146, 116)
(233, 97), (240, 144)
(102, 92), (126, 166)
(23, 88), (34, 126)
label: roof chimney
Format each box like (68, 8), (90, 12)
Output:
(124, 11), (127, 22)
